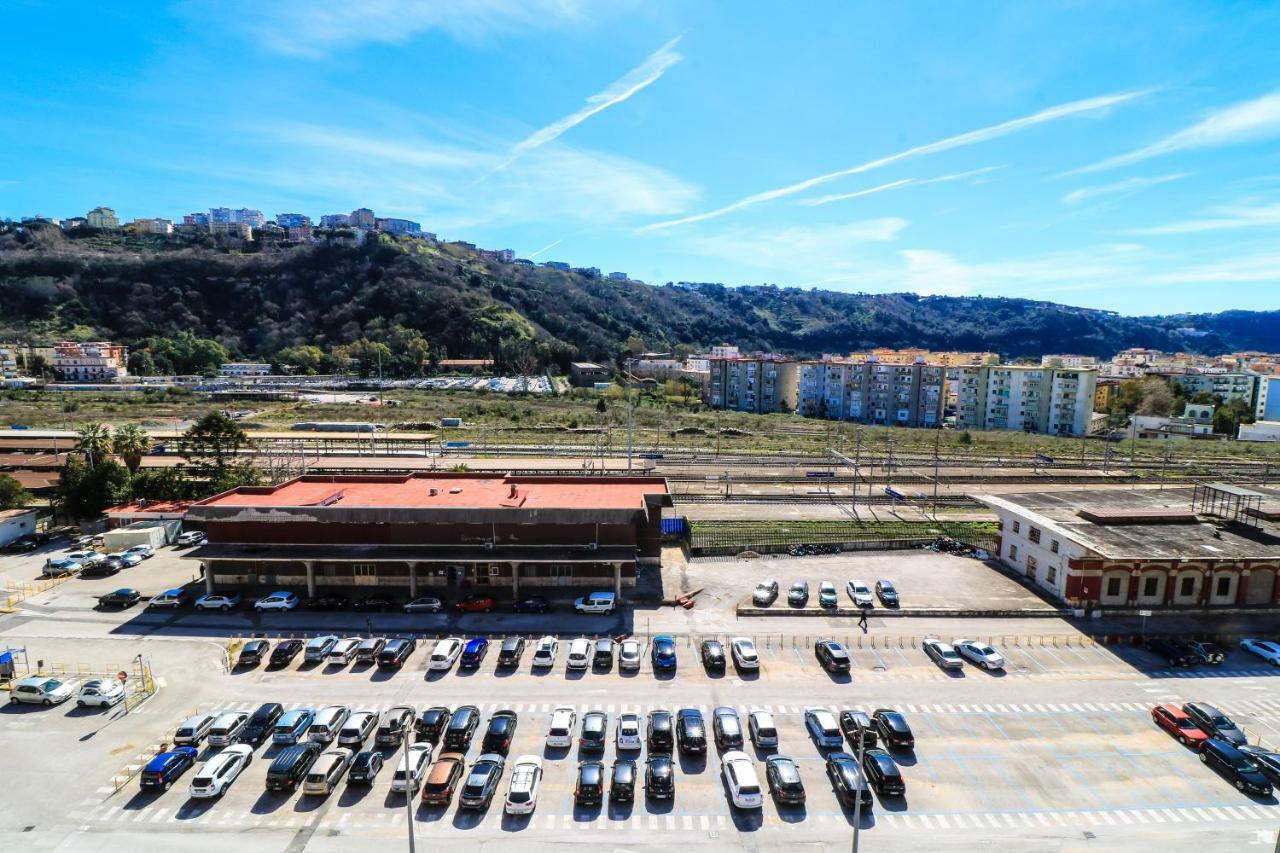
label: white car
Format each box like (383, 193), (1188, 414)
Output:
(429, 637), (464, 671)
(730, 637), (760, 670)
(546, 707), (577, 747)
(254, 591), (299, 611)
(188, 744), (252, 798)
(207, 711), (250, 746)
(67, 550), (105, 566)
(721, 750), (764, 808)
(390, 743), (433, 793)
(125, 544), (155, 559)
(505, 754), (543, 814)
(954, 638), (1005, 670)
(9, 676), (74, 706)
(176, 531), (207, 547)
(76, 679), (125, 708)
(194, 594), (240, 612)
(618, 639), (642, 671)
(114, 552), (143, 568)
(616, 713), (643, 750)
(566, 638), (591, 670)
(1240, 638), (1280, 666)
(532, 636), (559, 668)
(846, 580), (874, 608)
(327, 638), (361, 665)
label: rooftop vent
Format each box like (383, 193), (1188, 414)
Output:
(449, 487), (463, 494)
(429, 488), (438, 497)
(1076, 507), (1198, 525)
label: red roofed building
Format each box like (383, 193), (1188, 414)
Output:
(185, 473), (670, 599)
(104, 499), (193, 528)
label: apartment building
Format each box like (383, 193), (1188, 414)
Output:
(846, 348), (998, 367)
(52, 341), (128, 381)
(85, 206), (119, 229)
(796, 359), (946, 427)
(128, 218), (173, 235)
(1162, 372), (1258, 408)
(219, 362), (272, 377)
(1256, 376), (1280, 421)
(707, 357), (799, 414)
(377, 217), (421, 234)
(1041, 354), (1098, 369)
(209, 207), (265, 228)
(275, 213), (310, 228)
(955, 365), (1097, 435)
(209, 221), (253, 239)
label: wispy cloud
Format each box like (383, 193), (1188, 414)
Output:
(677, 219), (910, 276)
(1062, 172), (1188, 205)
(1143, 252), (1280, 284)
(527, 238), (563, 259)
(223, 0), (590, 58)
(489, 36), (683, 175)
(640, 89), (1149, 231)
(1067, 90), (1280, 174)
(1127, 201), (1280, 235)
(800, 167), (1001, 207)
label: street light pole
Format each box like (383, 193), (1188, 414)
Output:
(402, 717), (417, 853)
(852, 732), (866, 853)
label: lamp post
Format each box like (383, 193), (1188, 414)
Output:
(402, 716), (417, 853)
(851, 731), (867, 852)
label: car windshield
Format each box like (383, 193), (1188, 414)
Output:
(1176, 718), (1197, 729)
(508, 790), (530, 803)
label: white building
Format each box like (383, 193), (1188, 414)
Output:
(219, 362), (272, 377)
(0, 509), (39, 548)
(1041, 354), (1098, 369)
(954, 365), (1097, 436)
(1239, 421), (1280, 442)
(52, 341), (128, 381)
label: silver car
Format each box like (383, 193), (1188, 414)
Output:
(954, 638), (1005, 670)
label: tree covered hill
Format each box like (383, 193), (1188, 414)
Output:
(0, 225), (1276, 372)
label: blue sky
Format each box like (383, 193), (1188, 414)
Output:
(4, 1), (1280, 315)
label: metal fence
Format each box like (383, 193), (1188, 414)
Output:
(689, 520), (998, 552)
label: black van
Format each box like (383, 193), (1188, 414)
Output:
(444, 705), (480, 750)
(266, 742), (322, 792)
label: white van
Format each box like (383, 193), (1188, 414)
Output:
(573, 591), (616, 614)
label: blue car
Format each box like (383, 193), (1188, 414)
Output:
(139, 746), (198, 792)
(652, 635), (678, 670)
(460, 637), (490, 668)
(272, 707), (315, 744)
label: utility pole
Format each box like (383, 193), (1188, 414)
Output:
(401, 717), (417, 853)
(932, 428), (941, 520)
(852, 732), (867, 853)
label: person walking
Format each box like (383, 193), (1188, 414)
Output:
(858, 607), (869, 632)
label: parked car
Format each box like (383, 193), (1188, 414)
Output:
(677, 708), (707, 754)
(482, 710), (519, 754)
(414, 705), (451, 744)
(505, 755), (543, 814)
(145, 588), (187, 609)
(616, 713), (643, 750)
(922, 638), (965, 670)
(648, 710), (674, 753)
(1146, 638), (1201, 667)
(78, 561), (119, 579)
(1239, 746), (1280, 786)
(207, 711), (250, 746)
(1189, 640), (1226, 664)
(459, 753), (506, 809)
(645, 755), (675, 799)
(1240, 638), (1280, 666)
(304, 593), (348, 611)
(1199, 738), (1273, 795)
(573, 591), (616, 614)
(815, 639), (851, 674)
(954, 638), (1005, 670)
(421, 752), (466, 805)
(42, 558), (81, 577)
(308, 705), (351, 744)
(303, 636), (339, 663)
(173, 713), (217, 745)
(1151, 704), (1210, 747)
(872, 709), (916, 750)
(574, 760), (606, 805)
(76, 679), (125, 708)
(765, 755), (806, 804)
(266, 743), (321, 791)
(237, 639), (271, 668)
(240, 703), (284, 746)
(140, 747), (198, 792)
(846, 580), (874, 608)
(840, 710), (878, 749)
(376, 706), (417, 747)
(272, 708), (316, 745)
(444, 705), (481, 750)
(454, 594), (495, 613)
(593, 638), (615, 670)
(377, 638), (416, 668)
(348, 749), (385, 785)
(532, 636), (559, 668)
(875, 579), (900, 607)
(651, 635), (678, 670)
(337, 710), (378, 748)
(721, 751), (764, 808)
(303, 748), (353, 796)
(1183, 702), (1247, 745)
(804, 708), (843, 749)
(97, 588), (141, 608)
(497, 637), (526, 667)
(700, 640), (726, 672)
(566, 638), (592, 670)
(748, 709), (779, 749)
(752, 579), (780, 606)
(189, 744), (253, 798)
(354, 637), (386, 663)
(269, 639), (304, 667)
(429, 637), (464, 671)
(730, 637), (760, 671)
(861, 748), (905, 795)
(402, 595), (443, 613)
(787, 580), (809, 606)
(511, 596), (550, 614)
(547, 706), (577, 748)
(5, 535), (45, 553)
(713, 706), (744, 750)
(352, 594), (394, 612)
(390, 743), (433, 794)
(254, 591), (299, 612)
(580, 711), (608, 751)
(460, 637), (490, 668)
(114, 553), (143, 568)
(176, 531), (207, 547)
(618, 639), (642, 671)
(610, 758), (637, 802)
(124, 544), (155, 560)
(826, 751), (874, 810)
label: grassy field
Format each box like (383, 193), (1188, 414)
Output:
(689, 519), (1000, 550)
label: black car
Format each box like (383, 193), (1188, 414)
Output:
(304, 593), (349, 610)
(497, 637), (526, 667)
(416, 706), (451, 745)
(348, 750), (384, 784)
(839, 710), (878, 749)
(713, 707), (744, 750)
(81, 562), (121, 579)
(458, 754), (505, 809)
(482, 711), (519, 754)
(645, 756), (675, 799)
(861, 748), (905, 795)
(1183, 702), (1247, 746)
(826, 752), (874, 810)
(1240, 746), (1280, 786)
(1147, 638), (1201, 667)
(610, 759), (637, 802)
(237, 639), (271, 668)
(240, 703), (284, 746)
(677, 709), (706, 754)
(1200, 739), (1273, 795)
(354, 637), (386, 663)
(815, 640), (851, 674)
(765, 755), (806, 804)
(352, 594), (394, 612)
(575, 761), (605, 805)
(376, 706), (416, 747)
(872, 709), (915, 750)
(97, 588), (141, 608)
(265, 742), (321, 792)
(700, 640), (726, 672)
(1189, 641), (1226, 664)
(593, 639), (615, 670)
(648, 710), (674, 753)
(377, 637), (416, 668)
(511, 596), (550, 614)
(269, 639), (304, 668)
(444, 706), (480, 750)
(4, 535), (46, 552)
(580, 711), (608, 751)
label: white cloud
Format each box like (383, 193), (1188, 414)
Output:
(640, 89), (1149, 231)
(1062, 172), (1188, 205)
(490, 37), (682, 174)
(1143, 252), (1280, 284)
(678, 219), (909, 273)
(1127, 201), (1280, 235)
(224, 0), (590, 57)
(801, 167), (1001, 207)
(1068, 91), (1280, 174)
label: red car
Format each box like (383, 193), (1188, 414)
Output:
(454, 594), (495, 613)
(1151, 704), (1209, 747)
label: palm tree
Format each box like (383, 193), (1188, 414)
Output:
(74, 424), (113, 469)
(112, 423), (151, 473)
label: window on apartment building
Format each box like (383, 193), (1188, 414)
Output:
(1008, 544), (1018, 560)
(1215, 576), (1231, 597)
(1028, 527), (1041, 544)
(1179, 576), (1195, 597)
(1011, 520), (1020, 534)
(1106, 577), (1122, 597)
(1046, 566), (1057, 584)
(1143, 576), (1159, 598)
(1049, 539), (1059, 554)
(1026, 555), (1038, 572)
